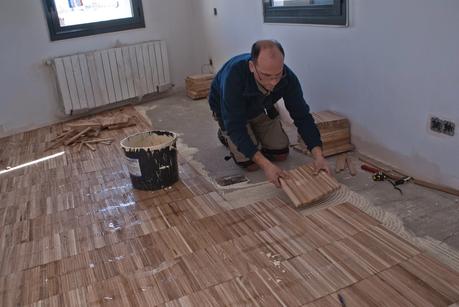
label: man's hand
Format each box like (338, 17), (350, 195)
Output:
(263, 162), (288, 188)
(311, 146), (331, 175)
(313, 156), (331, 175)
(252, 151), (288, 188)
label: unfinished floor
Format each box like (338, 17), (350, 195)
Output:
(137, 93), (459, 252)
(0, 94), (458, 306)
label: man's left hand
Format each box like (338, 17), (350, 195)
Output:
(313, 156), (331, 175)
(310, 146), (331, 175)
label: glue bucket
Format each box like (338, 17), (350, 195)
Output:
(120, 130), (179, 190)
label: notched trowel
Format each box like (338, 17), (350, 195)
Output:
(215, 174), (249, 187)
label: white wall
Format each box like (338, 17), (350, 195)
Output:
(193, 0), (459, 189)
(0, 0), (206, 136)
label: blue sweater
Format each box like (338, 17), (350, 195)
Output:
(208, 53), (322, 159)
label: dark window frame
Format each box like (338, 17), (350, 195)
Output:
(42, 0), (145, 41)
(263, 0), (347, 26)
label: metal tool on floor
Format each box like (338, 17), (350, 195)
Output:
(215, 174), (249, 186)
(361, 164), (412, 195)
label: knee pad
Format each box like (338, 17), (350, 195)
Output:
(261, 147), (290, 161)
(272, 153), (289, 161)
(232, 155), (259, 171)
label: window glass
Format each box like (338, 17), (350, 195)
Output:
(54, 0), (134, 27)
(272, 0), (334, 7)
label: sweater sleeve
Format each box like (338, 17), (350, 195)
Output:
(282, 71), (322, 151)
(221, 69), (258, 159)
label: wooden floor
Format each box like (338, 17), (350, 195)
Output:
(1, 107), (459, 306)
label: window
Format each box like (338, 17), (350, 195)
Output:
(263, 0), (347, 26)
(42, 0), (145, 41)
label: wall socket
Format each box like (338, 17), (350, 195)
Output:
(430, 116), (455, 136)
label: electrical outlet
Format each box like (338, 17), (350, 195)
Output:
(430, 116), (455, 136)
(443, 120), (455, 136)
(430, 117), (443, 133)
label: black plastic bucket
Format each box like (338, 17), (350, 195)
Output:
(120, 130), (179, 190)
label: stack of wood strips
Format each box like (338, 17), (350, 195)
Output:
(185, 73), (214, 99)
(280, 164), (340, 207)
(46, 114), (136, 151)
(296, 110), (354, 157)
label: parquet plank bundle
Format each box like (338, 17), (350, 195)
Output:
(280, 164), (340, 207)
(296, 110), (354, 157)
(185, 74), (214, 100)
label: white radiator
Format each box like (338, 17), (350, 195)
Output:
(51, 40), (171, 115)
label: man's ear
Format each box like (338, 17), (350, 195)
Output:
(248, 60), (255, 73)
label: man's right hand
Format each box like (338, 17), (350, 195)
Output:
(263, 162), (288, 188)
(252, 151), (288, 188)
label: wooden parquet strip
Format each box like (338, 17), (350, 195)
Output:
(280, 164), (340, 207)
(378, 264), (455, 306)
(306, 256), (459, 307)
(2, 106), (459, 307)
(400, 254), (459, 302)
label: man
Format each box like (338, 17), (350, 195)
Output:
(208, 40), (330, 187)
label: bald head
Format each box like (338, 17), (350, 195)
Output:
(250, 40), (285, 64)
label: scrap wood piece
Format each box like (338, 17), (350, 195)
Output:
(88, 127), (101, 137)
(45, 129), (77, 151)
(358, 155), (403, 180)
(64, 127), (92, 146)
(335, 153), (347, 173)
(64, 121), (102, 130)
(76, 142), (84, 152)
(48, 129), (75, 143)
(83, 142), (96, 151)
(100, 116), (130, 128)
(107, 122), (136, 130)
(346, 156), (357, 176)
(84, 138), (114, 144)
(360, 153), (459, 197)
(46, 114), (135, 152)
(65, 115), (135, 131)
(411, 178), (459, 197)
(280, 164), (340, 208)
(106, 117), (137, 130)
